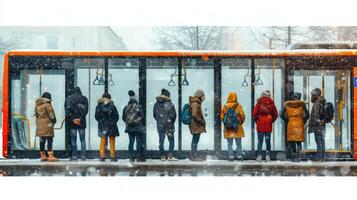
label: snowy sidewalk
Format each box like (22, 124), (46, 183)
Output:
(1, 159), (357, 176)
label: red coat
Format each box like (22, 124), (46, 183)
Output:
(252, 96), (278, 133)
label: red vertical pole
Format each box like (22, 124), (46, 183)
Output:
(2, 52), (9, 158)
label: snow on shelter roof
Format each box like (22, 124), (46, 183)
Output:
(5, 49), (357, 57)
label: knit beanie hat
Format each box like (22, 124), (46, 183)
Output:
(42, 92), (52, 100)
(102, 92), (111, 99)
(194, 89), (205, 98)
(161, 88), (171, 97)
(261, 90), (271, 98)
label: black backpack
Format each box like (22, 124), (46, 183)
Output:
(322, 102), (335, 123)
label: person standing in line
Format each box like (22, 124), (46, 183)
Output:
(95, 92), (119, 162)
(253, 90), (278, 162)
(35, 92), (59, 162)
(281, 92), (309, 162)
(123, 90), (146, 162)
(308, 88), (327, 161)
(153, 88), (178, 161)
(65, 87), (88, 161)
(220, 92), (245, 162)
(188, 90), (206, 161)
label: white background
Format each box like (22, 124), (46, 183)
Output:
(1, 0), (357, 200)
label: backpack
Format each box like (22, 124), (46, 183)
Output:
(223, 104), (239, 130)
(124, 103), (142, 127)
(259, 102), (272, 115)
(181, 103), (191, 125)
(323, 102), (335, 123)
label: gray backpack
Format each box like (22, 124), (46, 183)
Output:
(125, 103), (142, 127)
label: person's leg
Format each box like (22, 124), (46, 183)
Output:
(47, 137), (58, 161)
(99, 137), (106, 159)
(47, 137), (53, 151)
(296, 142), (302, 161)
(227, 138), (233, 160)
(191, 134), (200, 153)
(257, 132), (264, 157)
(235, 138), (243, 158)
(321, 130), (326, 159)
(70, 129), (78, 159)
(128, 133), (135, 159)
(40, 137), (46, 151)
(109, 136), (116, 160)
(314, 132), (322, 159)
(78, 129), (86, 160)
(135, 132), (145, 161)
(168, 134), (175, 156)
(265, 133), (272, 156)
(158, 131), (165, 158)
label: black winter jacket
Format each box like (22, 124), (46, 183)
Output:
(64, 87), (88, 129)
(153, 95), (177, 136)
(95, 98), (119, 137)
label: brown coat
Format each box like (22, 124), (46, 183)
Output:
(220, 92), (245, 139)
(189, 96), (206, 134)
(283, 100), (309, 142)
(35, 98), (57, 137)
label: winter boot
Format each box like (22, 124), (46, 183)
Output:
(40, 151), (48, 162)
(256, 154), (262, 162)
(161, 155), (167, 161)
(265, 154), (271, 162)
(47, 151), (59, 162)
(167, 153), (178, 161)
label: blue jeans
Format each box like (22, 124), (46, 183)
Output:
(128, 132), (144, 158)
(314, 130), (325, 159)
(227, 138), (242, 159)
(159, 132), (174, 157)
(257, 132), (271, 156)
(70, 128), (86, 159)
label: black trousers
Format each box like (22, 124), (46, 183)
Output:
(40, 137), (53, 151)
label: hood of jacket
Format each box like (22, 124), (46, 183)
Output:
(189, 96), (202, 104)
(285, 100), (305, 108)
(98, 97), (113, 105)
(225, 92), (239, 108)
(156, 95), (171, 103)
(72, 87), (82, 95)
(257, 96), (274, 105)
(36, 98), (51, 106)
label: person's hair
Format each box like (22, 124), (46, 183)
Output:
(102, 92), (111, 99)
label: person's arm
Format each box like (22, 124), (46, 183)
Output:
(47, 104), (57, 124)
(113, 105), (119, 123)
(95, 105), (100, 122)
(170, 103), (177, 123)
(252, 104), (259, 121)
(220, 105), (226, 121)
(280, 107), (287, 122)
(272, 104), (279, 122)
(83, 97), (89, 117)
(153, 103), (158, 121)
(191, 103), (203, 123)
(239, 105), (245, 124)
(122, 106), (126, 122)
(303, 104), (310, 124)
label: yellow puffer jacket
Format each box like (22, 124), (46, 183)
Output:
(220, 92), (245, 139)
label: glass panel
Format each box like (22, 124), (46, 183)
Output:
(11, 69), (66, 150)
(254, 59), (285, 150)
(75, 58), (105, 150)
(108, 58), (139, 150)
(146, 59), (179, 151)
(221, 59), (252, 150)
(181, 59), (214, 150)
(292, 69), (351, 151)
